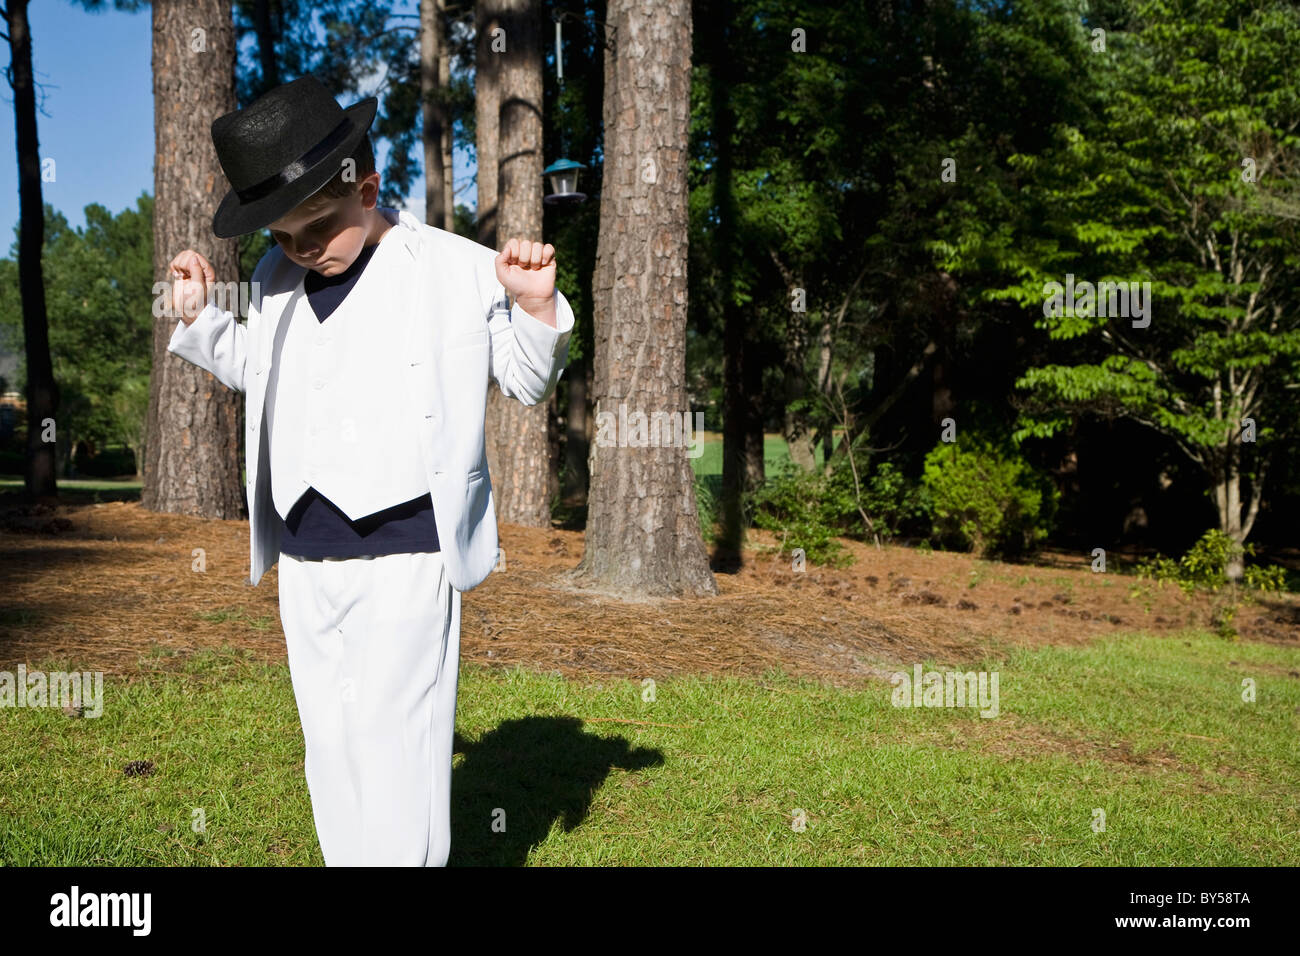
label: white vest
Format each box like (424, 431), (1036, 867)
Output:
(266, 229), (429, 521)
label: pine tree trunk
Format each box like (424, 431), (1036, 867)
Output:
(5, 0), (58, 500)
(744, 326), (765, 487)
(575, 0), (717, 598)
(252, 0), (278, 95)
(475, 0), (502, 249)
(440, 6), (454, 230)
(421, 0), (453, 230)
(484, 0), (551, 527)
(143, 0), (244, 518)
(707, 0), (759, 567)
(781, 291), (816, 471)
(562, 355), (589, 503)
(813, 314), (836, 471)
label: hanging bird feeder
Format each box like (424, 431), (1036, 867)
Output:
(543, 14), (591, 207)
(543, 158), (588, 206)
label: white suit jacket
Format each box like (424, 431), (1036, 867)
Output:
(166, 209), (575, 592)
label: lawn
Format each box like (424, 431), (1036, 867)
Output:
(2, 630), (1295, 866)
(688, 432), (829, 478)
(0, 476), (142, 497)
(0, 429), (798, 501)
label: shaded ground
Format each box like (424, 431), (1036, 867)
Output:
(1, 498), (1297, 684)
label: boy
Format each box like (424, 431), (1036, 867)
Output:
(165, 76), (574, 866)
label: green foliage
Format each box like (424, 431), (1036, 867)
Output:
(0, 198), (154, 474)
(1210, 599), (1239, 642)
(1244, 563), (1289, 593)
(975, 0), (1300, 544)
(747, 456), (930, 565)
(750, 463), (858, 567)
(694, 473), (721, 544)
(922, 434), (1058, 557)
(1136, 528), (1290, 593)
(853, 460), (931, 542)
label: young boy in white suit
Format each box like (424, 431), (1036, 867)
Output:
(165, 76), (575, 866)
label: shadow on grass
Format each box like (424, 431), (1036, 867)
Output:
(450, 716), (664, 866)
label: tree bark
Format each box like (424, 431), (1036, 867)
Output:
(708, 0), (749, 570)
(439, 2), (453, 229)
(812, 309), (835, 469)
(483, 0), (551, 527)
(743, 323), (765, 487)
(770, 249), (816, 470)
(1213, 445), (1253, 585)
(421, 0), (454, 230)
(562, 354), (589, 503)
(475, 0), (502, 249)
(143, 0), (245, 518)
(5, 0), (58, 499)
(252, 0), (278, 96)
(575, 0), (717, 597)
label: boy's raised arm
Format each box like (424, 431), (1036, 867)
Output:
(165, 249), (252, 394)
(483, 238), (575, 406)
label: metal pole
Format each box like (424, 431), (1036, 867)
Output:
(555, 18), (563, 85)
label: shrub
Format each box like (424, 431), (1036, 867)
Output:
(921, 435), (1056, 557)
(1136, 529), (1289, 594)
(855, 461), (931, 541)
(750, 463), (857, 566)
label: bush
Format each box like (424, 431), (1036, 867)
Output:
(855, 460), (931, 541)
(747, 455), (932, 565)
(1136, 529), (1289, 594)
(750, 463), (858, 567)
(921, 434), (1057, 557)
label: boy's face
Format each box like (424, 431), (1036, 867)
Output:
(266, 171), (381, 277)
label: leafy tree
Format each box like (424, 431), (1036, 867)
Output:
(0, 198), (154, 475)
(979, 0), (1300, 581)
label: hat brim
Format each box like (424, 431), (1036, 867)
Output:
(210, 97), (378, 239)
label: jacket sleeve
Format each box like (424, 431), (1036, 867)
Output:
(165, 257), (269, 394)
(479, 254), (576, 406)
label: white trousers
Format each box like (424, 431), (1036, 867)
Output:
(276, 549), (461, 866)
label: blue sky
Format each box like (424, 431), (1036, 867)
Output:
(0, 1), (477, 249)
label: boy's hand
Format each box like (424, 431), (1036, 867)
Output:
(169, 250), (216, 325)
(496, 238), (557, 325)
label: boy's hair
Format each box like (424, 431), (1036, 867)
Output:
(311, 132), (376, 201)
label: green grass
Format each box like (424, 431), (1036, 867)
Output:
(1, 631), (1296, 865)
(193, 607), (277, 630)
(689, 433), (828, 478)
(0, 476), (143, 502)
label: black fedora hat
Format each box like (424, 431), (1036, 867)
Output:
(210, 76), (378, 238)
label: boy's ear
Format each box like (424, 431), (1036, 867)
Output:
(360, 171), (382, 207)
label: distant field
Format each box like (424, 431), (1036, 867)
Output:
(1, 431), (826, 493)
(689, 432), (830, 477)
(0, 476), (142, 501)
